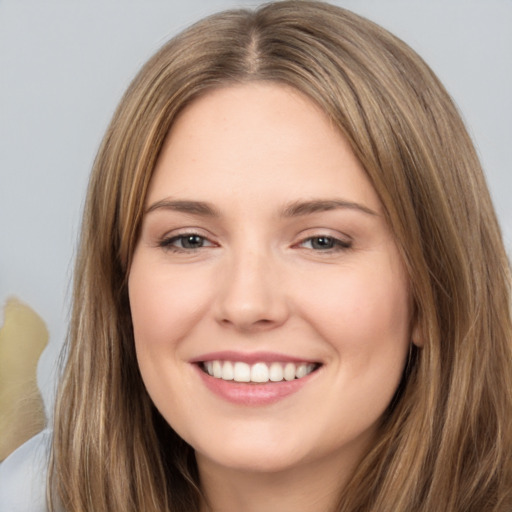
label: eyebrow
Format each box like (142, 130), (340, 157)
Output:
(281, 199), (378, 217)
(145, 198), (378, 218)
(145, 199), (220, 217)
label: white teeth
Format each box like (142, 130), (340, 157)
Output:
(284, 362), (296, 381)
(222, 361), (234, 380)
(296, 363), (308, 379)
(233, 362), (251, 382)
(213, 360), (222, 378)
(251, 362), (269, 383)
(269, 362), (283, 382)
(203, 360), (317, 383)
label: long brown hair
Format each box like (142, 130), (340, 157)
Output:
(49, 2), (512, 510)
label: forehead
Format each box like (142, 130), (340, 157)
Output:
(146, 83), (381, 214)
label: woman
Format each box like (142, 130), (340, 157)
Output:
(48, 1), (512, 511)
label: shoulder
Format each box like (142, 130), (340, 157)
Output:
(0, 429), (51, 512)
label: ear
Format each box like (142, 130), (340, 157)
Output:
(411, 316), (423, 348)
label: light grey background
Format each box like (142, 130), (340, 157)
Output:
(1, 0), (511, 418)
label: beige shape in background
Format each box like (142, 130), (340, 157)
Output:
(0, 297), (48, 461)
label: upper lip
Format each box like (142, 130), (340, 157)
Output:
(189, 351), (321, 365)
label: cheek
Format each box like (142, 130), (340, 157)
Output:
(127, 259), (213, 422)
(299, 259), (411, 360)
(305, 262), (411, 429)
(128, 260), (212, 348)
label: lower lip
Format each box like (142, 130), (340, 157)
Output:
(194, 364), (318, 406)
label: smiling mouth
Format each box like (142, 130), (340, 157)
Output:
(200, 360), (321, 383)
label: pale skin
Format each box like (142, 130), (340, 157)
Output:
(128, 83), (416, 512)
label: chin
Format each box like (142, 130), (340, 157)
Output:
(196, 444), (308, 475)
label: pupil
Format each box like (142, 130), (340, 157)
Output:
(183, 235), (203, 248)
(312, 237), (333, 249)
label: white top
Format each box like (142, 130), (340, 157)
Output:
(0, 430), (50, 512)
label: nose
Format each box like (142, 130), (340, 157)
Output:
(214, 247), (290, 332)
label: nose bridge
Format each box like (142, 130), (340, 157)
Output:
(215, 239), (288, 331)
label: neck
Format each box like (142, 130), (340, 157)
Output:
(197, 451), (358, 512)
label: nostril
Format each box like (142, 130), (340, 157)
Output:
(222, 317), (278, 332)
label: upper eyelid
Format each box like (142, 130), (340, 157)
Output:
(296, 235), (352, 248)
(155, 227), (353, 246)
(159, 227), (213, 239)
(294, 228), (352, 243)
(168, 233), (211, 241)
(158, 233), (217, 253)
(157, 228), (215, 245)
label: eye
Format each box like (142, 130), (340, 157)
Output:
(299, 236), (351, 251)
(159, 233), (214, 251)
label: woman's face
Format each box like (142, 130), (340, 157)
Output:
(129, 83), (413, 479)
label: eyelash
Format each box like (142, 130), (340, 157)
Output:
(158, 233), (213, 252)
(297, 235), (352, 252)
(158, 233), (352, 253)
